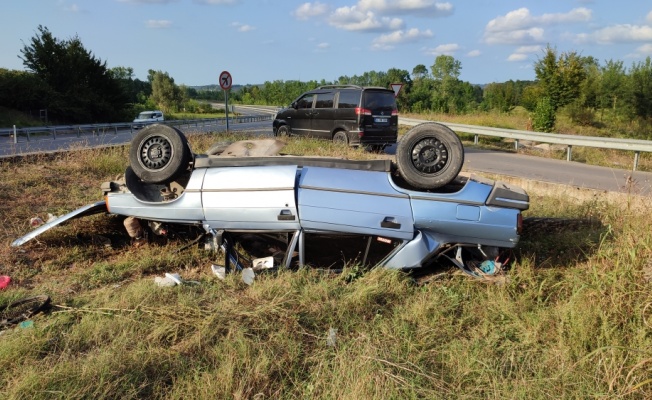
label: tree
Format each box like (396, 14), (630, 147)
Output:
(533, 46), (587, 111)
(412, 64), (428, 80)
(148, 70), (183, 112)
(20, 25), (128, 122)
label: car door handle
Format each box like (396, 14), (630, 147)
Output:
(278, 209), (296, 221)
(380, 217), (401, 229)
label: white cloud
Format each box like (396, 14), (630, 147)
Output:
(507, 53), (528, 62)
(484, 7), (591, 45)
(293, 2), (329, 20)
(145, 19), (172, 28)
(515, 45), (542, 54)
(329, 6), (404, 32)
(371, 28), (433, 50)
(64, 3), (81, 12)
(485, 27), (544, 45)
(427, 43), (460, 56)
(583, 24), (652, 43)
(317, 42), (330, 49)
(637, 44), (652, 54)
(118, 0), (178, 3)
(357, 0), (454, 17)
(647, 11), (652, 24)
(231, 22), (255, 32)
(194, 0), (239, 4)
(467, 49), (481, 57)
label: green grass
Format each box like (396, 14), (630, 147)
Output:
(1, 132), (652, 398)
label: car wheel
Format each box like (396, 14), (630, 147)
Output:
(276, 125), (290, 137)
(129, 124), (192, 184)
(396, 122), (464, 189)
(333, 131), (348, 145)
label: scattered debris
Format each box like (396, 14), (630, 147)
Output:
(0, 295), (51, 331)
(0, 276), (10, 290)
(154, 272), (198, 287)
(29, 217), (44, 227)
(242, 268), (255, 285)
(252, 256), (274, 271)
(211, 264), (226, 280)
(327, 327), (337, 347)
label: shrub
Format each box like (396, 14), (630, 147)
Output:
(532, 96), (556, 132)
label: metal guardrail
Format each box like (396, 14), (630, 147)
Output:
(400, 117), (652, 171)
(0, 114), (273, 144)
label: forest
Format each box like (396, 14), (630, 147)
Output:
(2, 25), (652, 139)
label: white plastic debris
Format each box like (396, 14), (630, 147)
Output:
(211, 264), (226, 280)
(242, 268), (255, 286)
(154, 272), (198, 287)
(46, 213), (59, 223)
(252, 256), (274, 271)
(327, 327), (337, 347)
(154, 276), (176, 287)
(165, 273), (183, 285)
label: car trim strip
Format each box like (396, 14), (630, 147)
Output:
(299, 185), (409, 199)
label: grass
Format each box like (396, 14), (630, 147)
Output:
(1, 131), (652, 398)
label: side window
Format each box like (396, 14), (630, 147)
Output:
(297, 94), (315, 109)
(337, 91), (359, 109)
(315, 92), (334, 109)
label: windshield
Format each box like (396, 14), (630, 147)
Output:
(137, 112), (155, 119)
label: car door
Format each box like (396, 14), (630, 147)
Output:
(201, 165), (300, 231)
(297, 166), (414, 240)
(311, 91), (335, 139)
(290, 93), (315, 137)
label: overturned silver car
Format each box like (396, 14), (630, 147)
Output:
(13, 123), (529, 274)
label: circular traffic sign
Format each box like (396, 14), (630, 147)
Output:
(219, 70), (232, 90)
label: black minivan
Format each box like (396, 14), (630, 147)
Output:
(273, 85), (398, 149)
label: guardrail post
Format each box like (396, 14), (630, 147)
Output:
(567, 145), (572, 161)
(474, 134), (478, 145)
(52, 127), (56, 140)
(77, 126), (81, 138)
(514, 139), (519, 151)
(634, 152), (640, 171)
(13, 125), (17, 144)
(26, 129), (30, 142)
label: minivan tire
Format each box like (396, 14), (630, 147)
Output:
(396, 123), (464, 189)
(129, 124), (192, 184)
(276, 125), (290, 137)
(333, 131), (348, 145)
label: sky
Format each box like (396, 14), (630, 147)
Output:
(1, 0), (651, 87)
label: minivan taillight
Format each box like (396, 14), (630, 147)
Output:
(355, 107), (372, 116)
(392, 109), (398, 116)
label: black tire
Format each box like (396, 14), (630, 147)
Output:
(396, 122), (464, 189)
(333, 130), (348, 145)
(276, 125), (290, 137)
(0, 295), (51, 329)
(206, 141), (233, 156)
(129, 124), (192, 184)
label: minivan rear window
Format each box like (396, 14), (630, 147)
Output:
(363, 92), (396, 109)
(337, 91), (359, 109)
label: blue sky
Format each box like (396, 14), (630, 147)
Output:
(1, 0), (651, 86)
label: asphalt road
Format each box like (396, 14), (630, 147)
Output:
(2, 117), (651, 196)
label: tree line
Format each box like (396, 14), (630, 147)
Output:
(1, 26), (651, 139)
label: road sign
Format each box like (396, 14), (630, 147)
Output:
(219, 70), (232, 90)
(390, 83), (403, 98)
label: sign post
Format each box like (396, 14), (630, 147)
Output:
(219, 70), (233, 132)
